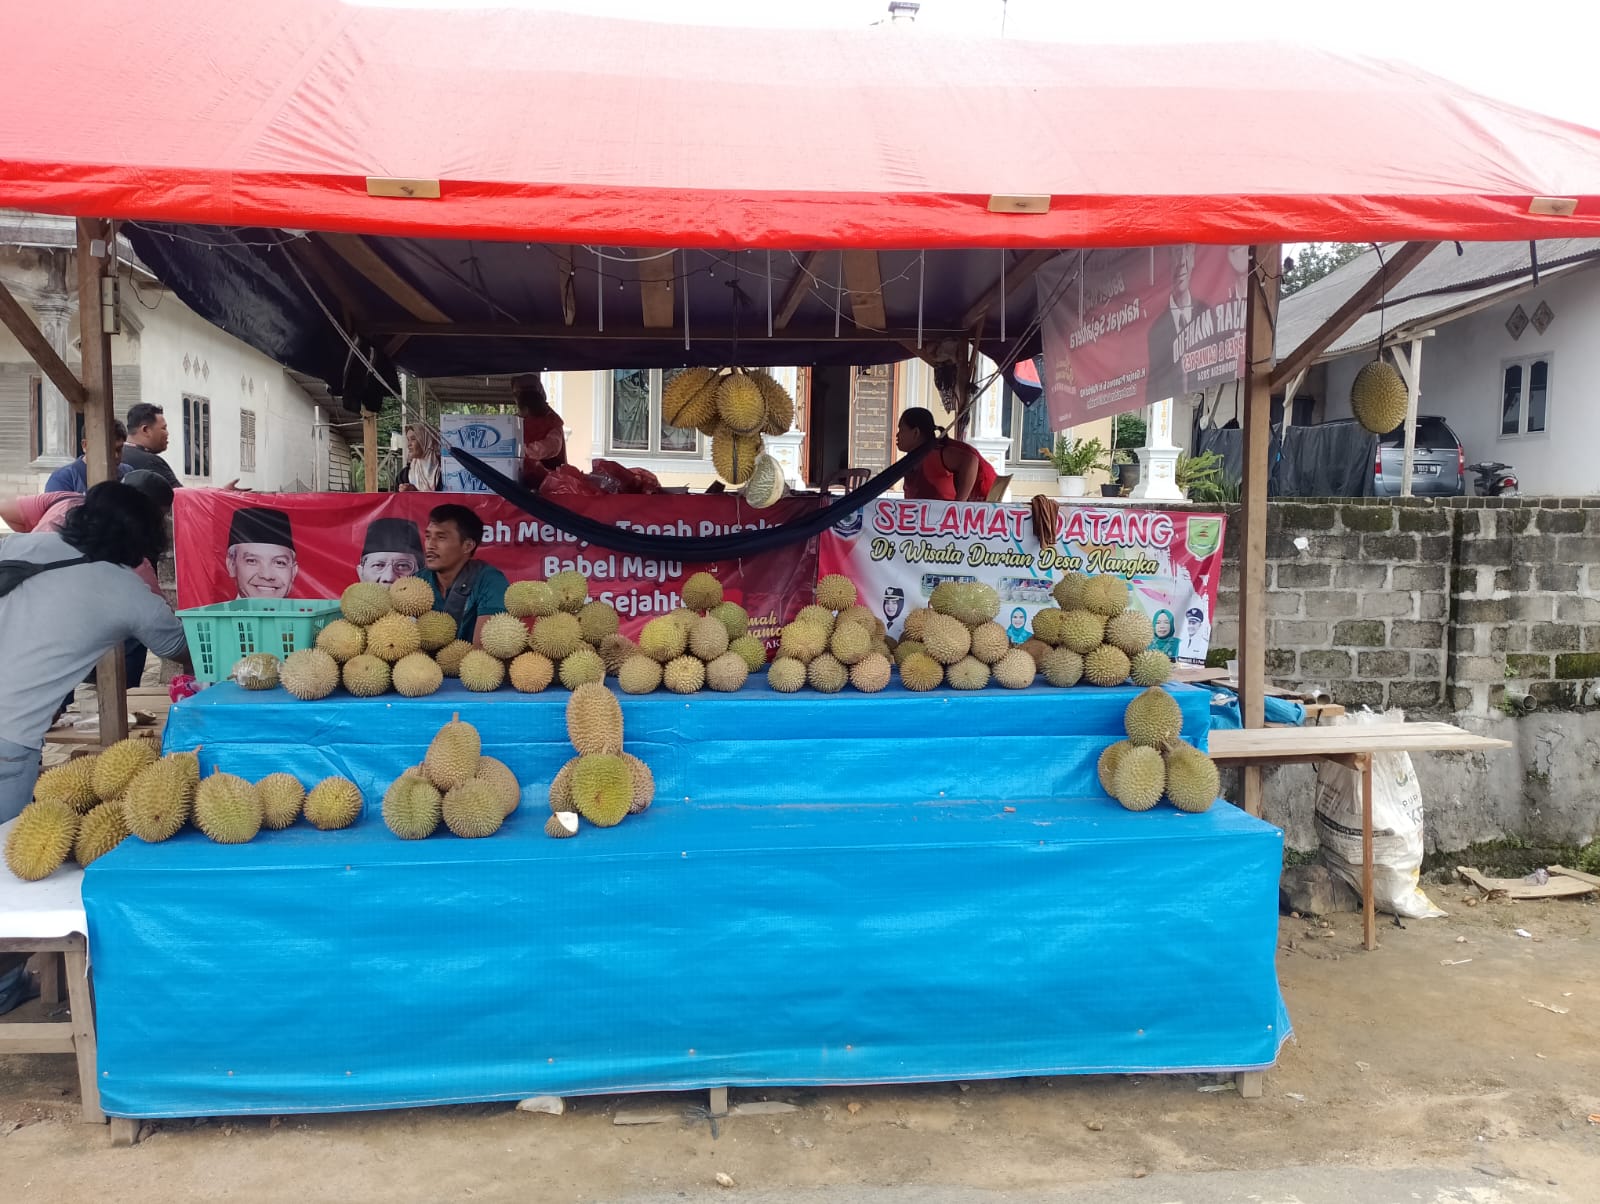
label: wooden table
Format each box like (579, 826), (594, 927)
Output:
(1209, 722), (1512, 950)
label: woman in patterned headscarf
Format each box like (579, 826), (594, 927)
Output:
(397, 425), (442, 492)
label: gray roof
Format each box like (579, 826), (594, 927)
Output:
(1276, 239), (1600, 363)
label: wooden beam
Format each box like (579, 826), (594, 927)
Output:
(775, 251), (822, 330)
(1392, 339), (1423, 497)
(555, 247), (577, 326)
(638, 252), (676, 329)
(362, 410), (380, 493)
(0, 279), (86, 408)
(1269, 240), (1437, 388)
(365, 318), (922, 344)
(320, 233), (451, 324)
(288, 237), (366, 326)
(961, 249), (1059, 331)
(841, 250), (887, 332)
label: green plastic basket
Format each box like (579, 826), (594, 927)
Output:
(176, 598), (344, 684)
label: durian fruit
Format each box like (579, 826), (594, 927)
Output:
(729, 634), (767, 672)
(194, 772), (263, 844)
(165, 748), (201, 795)
(304, 777), (362, 831)
(1020, 638), (1053, 667)
(476, 757), (522, 817)
(893, 639), (925, 665)
(715, 371), (766, 435)
(232, 652), (280, 690)
(341, 582), (392, 625)
(836, 605), (883, 637)
(92, 738), (158, 802)
(529, 612), (585, 661)
(548, 758), (578, 814)
(688, 615), (730, 661)
(599, 633), (641, 674)
(425, 713), (482, 791)
(661, 367), (719, 430)
(968, 623), (1009, 665)
(1105, 608), (1155, 656)
(768, 656), (808, 693)
(779, 621), (828, 663)
(1112, 746), (1166, 811)
(122, 759), (191, 842)
(459, 649), (507, 692)
(1041, 647), (1085, 688)
(1164, 744), (1220, 813)
(316, 619), (367, 664)
(1097, 740), (1134, 794)
(1083, 644), (1132, 687)
(898, 651), (944, 691)
(901, 608), (933, 641)
(33, 757), (99, 813)
(932, 581), (1002, 627)
(711, 428), (762, 485)
(946, 656), (991, 690)
(1350, 358), (1409, 434)
(480, 613), (531, 660)
(549, 570), (590, 614)
(389, 575), (435, 618)
(383, 770), (442, 840)
(435, 639), (473, 677)
(815, 574), (858, 612)
(559, 648), (606, 689)
(1084, 575), (1130, 618)
(1052, 572), (1089, 610)
(829, 622), (871, 666)
(993, 649), (1037, 689)
(618, 655), (664, 695)
(567, 683), (624, 755)
(921, 614), (973, 666)
(74, 800), (129, 867)
(545, 811), (579, 839)
(1060, 610), (1107, 655)
(281, 647), (341, 700)
(505, 579), (559, 619)
(1130, 649), (1173, 688)
(796, 604), (836, 634)
(578, 600), (621, 646)
(257, 773), (306, 830)
(711, 601), (750, 640)
(416, 611), (458, 653)
(509, 651), (556, 694)
(342, 653), (391, 697)
(621, 753), (655, 813)
(849, 653), (892, 693)
(4, 800), (78, 880)
(807, 652), (848, 694)
(663, 655), (706, 694)
(752, 369), (796, 435)
(393, 652), (445, 698)
(638, 615), (689, 662)
(442, 779), (503, 838)
(1125, 687), (1184, 751)
(570, 755), (632, 827)
(1031, 608), (1067, 647)
(705, 651), (750, 692)
(682, 571), (724, 612)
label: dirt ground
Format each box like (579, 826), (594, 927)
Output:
(3, 892), (1598, 1202)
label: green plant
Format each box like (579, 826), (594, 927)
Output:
(1045, 434), (1110, 477)
(1175, 451), (1224, 497)
(1113, 413), (1146, 451)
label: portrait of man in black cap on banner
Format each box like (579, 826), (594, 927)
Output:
(357, 517), (425, 585)
(226, 506), (297, 599)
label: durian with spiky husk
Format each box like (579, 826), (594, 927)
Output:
(621, 753), (655, 813)
(1052, 572), (1089, 610)
(194, 773), (262, 844)
(442, 778), (503, 838)
(894, 639), (925, 665)
(304, 777), (362, 831)
(34, 757), (98, 814)
(92, 738), (158, 802)
(598, 633), (640, 674)
(638, 615), (688, 663)
(341, 582), (392, 625)
(711, 427), (762, 484)
(688, 615), (730, 661)
(393, 652), (444, 697)
(807, 653), (847, 693)
(815, 574), (858, 612)
(549, 570), (590, 614)
(729, 634), (767, 672)
(425, 713), (481, 791)
(796, 603), (836, 634)
(849, 652), (892, 693)
(548, 757), (578, 814)
(1112, 746), (1166, 811)
(1097, 740), (1134, 794)
(752, 369), (795, 435)
(480, 613), (530, 660)
(389, 575), (434, 617)
(710, 601), (749, 641)
(662, 367), (719, 430)
(459, 649), (506, 692)
(232, 652), (280, 690)
(1058, 609), (1105, 655)
(1164, 744), (1220, 813)
(618, 655), (663, 694)
(1041, 647), (1085, 688)
(681, 571), (723, 612)
(663, 655), (706, 694)
(993, 649), (1036, 689)
(383, 770), (442, 840)
(1084, 575), (1130, 618)
(570, 755), (632, 827)
(768, 656), (807, 693)
(566, 683), (624, 755)
(257, 773), (306, 830)
(1031, 608), (1067, 648)
(435, 639), (472, 677)
(342, 653), (391, 697)
(1125, 687), (1184, 751)
(507, 651), (555, 694)
(545, 811), (579, 839)
(1105, 608), (1155, 656)
(715, 371), (766, 435)
(74, 800), (129, 867)
(578, 601), (621, 646)
(1350, 358), (1409, 434)
(934, 581), (1002, 627)
(779, 621), (828, 663)
(475, 757), (522, 817)
(559, 647), (605, 689)
(668, 607), (700, 631)
(5, 800), (78, 880)
(705, 651), (749, 692)
(836, 605), (883, 637)
(898, 651), (943, 691)
(947, 656), (991, 690)
(829, 621), (870, 666)
(1130, 649), (1173, 688)
(968, 622), (1009, 665)
(921, 614), (972, 666)
(165, 748), (201, 795)
(1020, 638), (1052, 667)
(122, 759), (191, 842)
(901, 608), (932, 641)
(415, 611), (457, 653)
(281, 647), (340, 700)
(315, 619), (366, 663)
(1083, 643), (1131, 687)
(505, 579), (559, 619)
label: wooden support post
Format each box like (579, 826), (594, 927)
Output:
(1393, 340), (1423, 498)
(1361, 752), (1377, 951)
(64, 940), (104, 1124)
(362, 410), (380, 493)
(1238, 244), (1280, 819)
(0, 278), (87, 408)
(109, 1117), (140, 1147)
(1235, 1070), (1264, 1099)
(35, 951), (63, 1005)
(708, 1086), (729, 1117)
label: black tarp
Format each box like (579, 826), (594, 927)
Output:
(1196, 424), (1377, 497)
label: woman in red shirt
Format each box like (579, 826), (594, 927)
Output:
(895, 407), (998, 502)
(513, 373), (568, 487)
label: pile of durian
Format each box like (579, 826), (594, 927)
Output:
(3, 737), (364, 881)
(1098, 687), (1220, 813)
(544, 683), (655, 838)
(381, 713), (522, 839)
(893, 581), (1039, 691)
(768, 574), (896, 693)
(611, 571), (766, 695)
(1019, 572), (1173, 689)
(661, 367), (793, 485)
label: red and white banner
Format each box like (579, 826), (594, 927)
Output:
(817, 501), (1227, 665)
(1036, 245), (1250, 430)
(173, 491), (822, 647)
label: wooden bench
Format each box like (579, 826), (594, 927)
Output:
(1209, 722), (1511, 950)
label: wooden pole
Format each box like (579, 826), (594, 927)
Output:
(363, 409), (380, 492)
(1238, 244), (1281, 818)
(1394, 340), (1423, 498)
(75, 218), (128, 743)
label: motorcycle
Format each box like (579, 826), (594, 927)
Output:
(1466, 461), (1519, 497)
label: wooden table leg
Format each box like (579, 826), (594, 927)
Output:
(64, 942), (104, 1124)
(1360, 753), (1376, 951)
(35, 952), (63, 1006)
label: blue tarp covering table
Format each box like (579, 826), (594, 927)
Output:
(84, 681), (1289, 1119)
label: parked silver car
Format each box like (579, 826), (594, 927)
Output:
(1370, 416), (1466, 497)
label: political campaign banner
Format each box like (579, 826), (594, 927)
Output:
(816, 501), (1226, 664)
(173, 491), (822, 648)
(1035, 244), (1250, 430)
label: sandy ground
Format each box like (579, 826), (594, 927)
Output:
(2, 893), (1597, 1203)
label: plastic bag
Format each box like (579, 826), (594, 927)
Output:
(538, 466), (604, 497)
(1312, 709), (1445, 919)
(590, 459), (641, 494)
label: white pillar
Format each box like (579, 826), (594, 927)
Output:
(968, 355), (1010, 485)
(1129, 398), (1183, 500)
(29, 296), (76, 470)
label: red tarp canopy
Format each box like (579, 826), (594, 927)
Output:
(7, 2), (1600, 247)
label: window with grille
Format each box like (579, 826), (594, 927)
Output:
(183, 394), (212, 478)
(240, 408), (257, 473)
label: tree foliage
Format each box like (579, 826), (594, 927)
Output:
(1282, 243), (1366, 296)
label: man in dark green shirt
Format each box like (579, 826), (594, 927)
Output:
(416, 503), (509, 642)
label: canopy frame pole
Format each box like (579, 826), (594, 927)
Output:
(1392, 338), (1424, 497)
(75, 217), (129, 744)
(363, 410), (380, 493)
(1238, 243), (1281, 818)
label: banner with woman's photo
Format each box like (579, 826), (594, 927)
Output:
(817, 501), (1227, 664)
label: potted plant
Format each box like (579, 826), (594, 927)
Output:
(1045, 435), (1109, 497)
(1175, 450), (1226, 502)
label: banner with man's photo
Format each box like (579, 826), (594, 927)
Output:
(173, 491), (822, 648)
(817, 501), (1227, 665)
(1035, 244), (1250, 430)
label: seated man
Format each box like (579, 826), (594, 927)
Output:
(415, 504), (508, 643)
(44, 422), (132, 492)
(895, 407), (998, 502)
